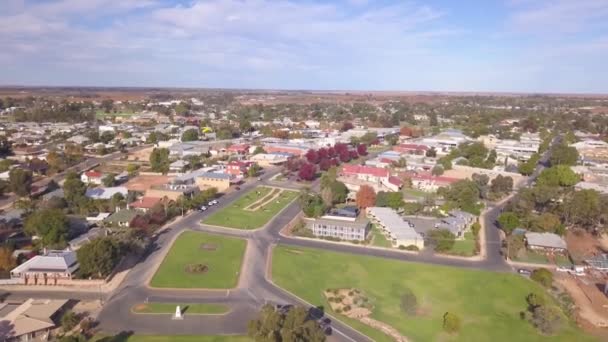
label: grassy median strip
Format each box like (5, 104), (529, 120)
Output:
(150, 231), (246, 289)
(202, 186), (298, 229)
(272, 245), (592, 342)
(132, 302), (229, 315)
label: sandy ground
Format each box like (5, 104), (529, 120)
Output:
(125, 174), (173, 192)
(128, 146), (154, 161)
(555, 274), (608, 328)
(566, 230), (606, 263)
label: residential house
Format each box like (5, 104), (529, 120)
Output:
(81, 171), (104, 185)
(525, 232), (568, 253)
(169, 159), (190, 172)
(10, 250), (79, 284)
(263, 143), (309, 157)
(1, 298), (68, 342)
(435, 210), (477, 239)
(85, 186), (128, 200)
(226, 161), (254, 177)
(227, 144), (250, 155)
(104, 209), (141, 228)
(128, 197), (164, 213)
(393, 143), (429, 155)
(146, 183), (199, 201)
(249, 152), (291, 166)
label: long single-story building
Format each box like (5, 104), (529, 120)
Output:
(10, 250), (79, 285)
(366, 207), (425, 249)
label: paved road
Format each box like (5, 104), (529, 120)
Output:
(1, 142), (558, 340)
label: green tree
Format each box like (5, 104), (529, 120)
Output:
(530, 305), (563, 335)
(63, 171), (87, 206)
(76, 237), (121, 278)
(431, 165), (444, 176)
(181, 128), (199, 142)
(526, 292), (546, 310)
(61, 311), (80, 332)
(299, 189), (326, 218)
(497, 212), (520, 234)
(442, 312), (461, 333)
(252, 146), (265, 155)
(537, 165), (579, 187)
(330, 181), (348, 204)
(149, 148), (170, 174)
(564, 189), (602, 230)
(247, 304), (325, 342)
(375, 191), (404, 209)
(530, 268), (553, 287)
(530, 212), (562, 233)
(550, 143), (578, 166)
(429, 229), (456, 252)
(8, 168), (32, 197)
(400, 287), (418, 316)
(102, 173), (116, 187)
(24, 209), (69, 248)
(100, 131), (115, 144)
(126, 163), (139, 176)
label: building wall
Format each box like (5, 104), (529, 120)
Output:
(195, 177), (231, 191)
(309, 221), (369, 241)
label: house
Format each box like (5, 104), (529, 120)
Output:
(407, 173), (459, 192)
(226, 161), (254, 177)
(525, 232), (568, 253)
(85, 186), (128, 200)
(366, 207), (425, 249)
(104, 209), (142, 227)
(1, 298), (68, 342)
(81, 171), (104, 185)
(393, 144), (429, 155)
(0, 209), (25, 230)
(249, 153), (291, 166)
(263, 143), (309, 157)
(169, 159), (190, 172)
(10, 250), (79, 284)
(146, 183), (199, 201)
(128, 197), (164, 213)
(435, 210), (477, 239)
(341, 165), (389, 184)
(66, 135), (90, 145)
(306, 207), (370, 241)
(68, 227), (106, 250)
(227, 144), (250, 155)
(194, 172), (232, 191)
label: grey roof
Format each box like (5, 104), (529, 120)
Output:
(105, 209), (141, 224)
(174, 168), (231, 183)
(585, 254), (608, 270)
(367, 207), (423, 241)
(11, 250), (79, 275)
(525, 232), (567, 250)
(42, 188), (64, 201)
(311, 216), (370, 230)
(85, 186), (128, 200)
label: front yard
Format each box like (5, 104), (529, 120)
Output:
(513, 250), (572, 267)
(201, 186), (298, 229)
(446, 232), (477, 256)
(150, 231), (246, 289)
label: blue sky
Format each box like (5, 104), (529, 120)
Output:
(1, 0), (608, 93)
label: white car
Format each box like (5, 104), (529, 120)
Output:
(200, 206), (207, 211)
(211, 199), (219, 205)
(208, 201), (214, 206)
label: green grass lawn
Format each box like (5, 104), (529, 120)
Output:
(132, 302), (229, 315)
(94, 335), (249, 342)
(402, 188), (429, 198)
(202, 186), (298, 229)
(150, 231), (246, 289)
(370, 224), (392, 248)
(513, 251), (572, 267)
(447, 232), (477, 256)
(272, 245), (594, 342)
(95, 109), (136, 118)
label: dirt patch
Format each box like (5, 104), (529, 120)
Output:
(324, 288), (409, 342)
(200, 243), (218, 251)
(134, 304), (148, 312)
(565, 229), (606, 263)
(555, 273), (608, 328)
(185, 264), (209, 274)
(245, 188), (282, 211)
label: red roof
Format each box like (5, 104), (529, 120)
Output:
(411, 173), (459, 184)
(228, 144), (250, 152)
(129, 197), (162, 209)
(388, 176), (403, 186)
(342, 164), (389, 177)
(85, 171), (103, 178)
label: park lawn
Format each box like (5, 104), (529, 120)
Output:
(447, 232), (477, 256)
(94, 335), (249, 342)
(370, 224), (392, 248)
(202, 186), (298, 229)
(150, 231), (246, 289)
(132, 302), (229, 315)
(272, 245), (595, 342)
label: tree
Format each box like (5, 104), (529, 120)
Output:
(100, 131), (115, 144)
(356, 144), (368, 156)
(247, 164), (260, 178)
(537, 165), (579, 187)
(181, 128), (199, 142)
(0, 135), (12, 157)
(356, 185), (376, 209)
(252, 146), (265, 155)
(550, 143), (579, 166)
(299, 190), (326, 218)
(321, 187), (333, 207)
(149, 148), (170, 174)
(426, 147), (437, 157)
(305, 149), (319, 164)
(24, 209), (69, 248)
(8, 168), (32, 197)
(564, 189), (602, 230)
(320, 167), (338, 188)
(400, 287), (418, 316)
(439, 180), (481, 214)
(102, 173), (116, 187)
(319, 158), (332, 171)
(63, 171), (87, 205)
(61, 311), (80, 332)
(442, 312), (461, 333)
(429, 229), (456, 252)
(298, 163), (316, 181)
(248, 304), (325, 342)
(490, 175), (513, 195)
(530, 212), (562, 233)
(526, 292), (546, 310)
(530, 268), (553, 287)
(340, 122), (354, 132)
(76, 237), (121, 278)
(497, 212), (520, 234)
(330, 181), (348, 204)
(0, 246), (15, 272)
(101, 99), (114, 113)
(59, 334), (87, 342)
(126, 163), (139, 176)
(431, 165), (444, 176)
(530, 305), (563, 335)
(375, 191), (404, 209)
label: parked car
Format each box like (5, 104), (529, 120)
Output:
(200, 206), (207, 211)
(208, 201), (214, 206)
(257, 177), (262, 181)
(235, 186), (241, 190)
(517, 269), (531, 275)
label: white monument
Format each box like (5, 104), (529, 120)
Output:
(173, 305), (183, 320)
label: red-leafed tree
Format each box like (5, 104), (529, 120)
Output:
(285, 158), (305, 173)
(317, 147), (328, 160)
(319, 158), (331, 171)
(400, 126), (414, 136)
(334, 143), (348, 155)
(356, 185), (376, 209)
(298, 163), (316, 181)
(327, 147), (336, 157)
(305, 149), (319, 164)
(357, 144), (368, 156)
(339, 151), (351, 163)
(330, 158), (339, 166)
(340, 122), (354, 132)
(349, 150), (359, 160)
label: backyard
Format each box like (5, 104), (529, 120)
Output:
(132, 302), (229, 315)
(271, 245), (594, 342)
(150, 231), (246, 289)
(512, 250), (572, 267)
(370, 224), (392, 248)
(202, 186), (298, 229)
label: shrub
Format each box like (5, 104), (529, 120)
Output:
(61, 311), (80, 332)
(442, 312), (461, 333)
(398, 245), (406, 250)
(343, 305), (351, 312)
(400, 288), (418, 316)
(530, 268), (553, 287)
(526, 292), (546, 310)
(530, 305), (563, 335)
(405, 245), (420, 251)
